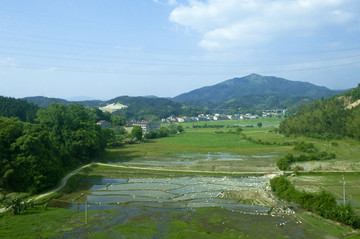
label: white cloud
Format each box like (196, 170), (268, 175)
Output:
(169, 0), (359, 50)
(0, 57), (16, 67)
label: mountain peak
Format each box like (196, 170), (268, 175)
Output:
(173, 74), (340, 110)
(248, 73), (262, 78)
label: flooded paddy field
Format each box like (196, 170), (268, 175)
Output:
(55, 175), (273, 214)
(47, 173), (356, 238)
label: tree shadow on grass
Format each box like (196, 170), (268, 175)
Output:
(142, 140), (157, 144)
(101, 149), (141, 163)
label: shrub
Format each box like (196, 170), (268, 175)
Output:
(293, 141), (317, 153)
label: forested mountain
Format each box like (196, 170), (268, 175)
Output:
(173, 74), (342, 110)
(23, 96), (201, 121)
(279, 84), (360, 140)
(23, 96), (103, 108)
(23, 96), (69, 108)
(0, 96), (39, 122)
(108, 96), (201, 121)
(21, 74), (344, 118)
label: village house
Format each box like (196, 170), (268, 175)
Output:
(131, 121), (160, 134)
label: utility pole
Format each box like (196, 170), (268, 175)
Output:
(85, 200), (88, 224)
(340, 175), (346, 206)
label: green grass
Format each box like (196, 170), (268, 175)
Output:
(0, 207), (78, 238)
(102, 124), (360, 174)
(101, 127), (290, 173)
(112, 126), (291, 158)
(298, 213), (355, 238)
(110, 217), (157, 238)
(176, 117), (283, 128)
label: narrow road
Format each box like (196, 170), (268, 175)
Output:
(32, 164), (93, 201)
(0, 163), (93, 213)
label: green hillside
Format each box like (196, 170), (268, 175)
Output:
(108, 96), (200, 120)
(23, 96), (103, 108)
(279, 84), (360, 140)
(23, 96), (201, 121)
(173, 74), (342, 110)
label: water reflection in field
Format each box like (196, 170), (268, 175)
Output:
(79, 176), (270, 214)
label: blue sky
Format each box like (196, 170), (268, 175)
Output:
(1, 0), (360, 100)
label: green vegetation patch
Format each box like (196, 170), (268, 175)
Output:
(299, 213), (354, 238)
(0, 207), (79, 239)
(110, 216), (157, 237)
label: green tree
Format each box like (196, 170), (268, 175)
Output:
(36, 103), (107, 168)
(168, 124), (177, 134)
(158, 127), (170, 137)
(9, 124), (62, 193)
(177, 125), (184, 133)
(93, 108), (111, 122)
(111, 115), (126, 127)
(145, 130), (158, 139)
(131, 126), (143, 140)
(235, 127), (243, 134)
(0, 117), (24, 189)
(257, 122), (262, 128)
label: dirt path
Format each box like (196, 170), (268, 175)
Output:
(0, 163), (93, 213)
(31, 164), (94, 201)
(95, 162), (275, 175)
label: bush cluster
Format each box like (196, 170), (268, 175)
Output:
(246, 136), (295, 146)
(144, 125), (184, 140)
(276, 152), (336, 171)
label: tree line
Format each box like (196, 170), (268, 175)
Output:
(279, 84), (360, 140)
(0, 103), (112, 194)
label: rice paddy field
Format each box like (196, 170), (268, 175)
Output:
(1, 118), (360, 238)
(29, 167), (359, 238)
